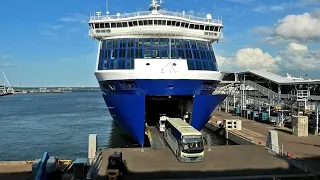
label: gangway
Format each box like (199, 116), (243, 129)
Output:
(146, 125), (168, 150)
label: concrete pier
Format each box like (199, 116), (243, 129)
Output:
(208, 111), (320, 175)
(97, 146), (313, 180)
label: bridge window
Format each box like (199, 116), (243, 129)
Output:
(133, 21), (138, 26)
(98, 19), (219, 33)
(98, 38), (218, 71)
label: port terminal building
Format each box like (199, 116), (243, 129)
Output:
(216, 70), (320, 112)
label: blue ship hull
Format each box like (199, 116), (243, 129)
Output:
(101, 79), (226, 146)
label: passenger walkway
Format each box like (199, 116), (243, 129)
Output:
(210, 111), (320, 174)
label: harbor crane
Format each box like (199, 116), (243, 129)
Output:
(2, 71), (14, 93)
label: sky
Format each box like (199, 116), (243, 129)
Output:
(0, 0), (319, 87)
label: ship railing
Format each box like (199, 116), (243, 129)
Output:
(90, 10), (222, 24)
(89, 29), (222, 41)
(86, 151), (102, 180)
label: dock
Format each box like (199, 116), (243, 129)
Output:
(207, 110), (320, 175)
(98, 146), (314, 180)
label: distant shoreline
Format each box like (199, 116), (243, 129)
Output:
(14, 87), (100, 90)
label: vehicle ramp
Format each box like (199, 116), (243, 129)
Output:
(146, 126), (168, 150)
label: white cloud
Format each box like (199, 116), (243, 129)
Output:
(288, 42), (308, 51)
(251, 0), (319, 13)
(252, 4), (288, 12)
(252, 26), (273, 35)
(299, 0), (320, 5)
(225, 0), (255, 4)
(262, 36), (295, 45)
(217, 48), (281, 72)
(279, 43), (320, 70)
(217, 43), (320, 72)
(273, 12), (320, 41)
(253, 10), (320, 44)
(59, 13), (87, 24)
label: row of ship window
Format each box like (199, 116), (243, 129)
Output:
(98, 38), (218, 71)
(90, 19), (222, 32)
(99, 48), (215, 60)
(101, 38), (214, 51)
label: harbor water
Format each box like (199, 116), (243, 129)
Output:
(0, 91), (234, 160)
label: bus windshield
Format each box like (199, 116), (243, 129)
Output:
(181, 136), (203, 154)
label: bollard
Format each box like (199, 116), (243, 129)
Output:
(225, 129), (229, 139)
(207, 135), (212, 152)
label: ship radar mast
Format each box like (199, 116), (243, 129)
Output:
(149, 0), (162, 11)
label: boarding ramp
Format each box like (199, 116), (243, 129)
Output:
(146, 126), (168, 150)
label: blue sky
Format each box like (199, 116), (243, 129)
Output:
(0, 0), (319, 87)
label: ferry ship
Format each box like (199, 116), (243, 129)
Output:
(89, 0), (226, 147)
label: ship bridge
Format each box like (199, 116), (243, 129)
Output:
(88, 0), (223, 42)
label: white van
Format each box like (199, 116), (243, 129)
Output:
(158, 115), (168, 132)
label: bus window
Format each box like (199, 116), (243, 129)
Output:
(181, 136), (204, 153)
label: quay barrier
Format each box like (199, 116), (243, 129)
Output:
(34, 152), (50, 180)
(206, 121), (257, 145)
(265, 143), (320, 176)
(222, 119), (242, 130)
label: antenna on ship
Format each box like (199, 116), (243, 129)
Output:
(106, 0), (110, 15)
(149, 0), (162, 11)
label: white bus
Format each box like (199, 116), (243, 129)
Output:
(164, 118), (204, 162)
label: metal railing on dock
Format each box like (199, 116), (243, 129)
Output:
(86, 151), (102, 180)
